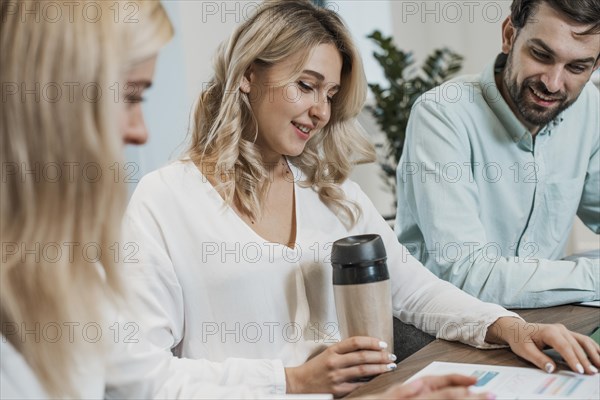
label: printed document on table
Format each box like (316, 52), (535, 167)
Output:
(578, 300), (600, 307)
(406, 362), (600, 400)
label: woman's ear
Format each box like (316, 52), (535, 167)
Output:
(240, 64), (254, 94)
(501, 17), (517, 54)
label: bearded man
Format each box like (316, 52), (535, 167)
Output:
(395, 0), (600, 308)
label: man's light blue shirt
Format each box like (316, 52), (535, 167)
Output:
(395, 55), (600, 308)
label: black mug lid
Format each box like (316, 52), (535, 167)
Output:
(331, 234), (389, 285)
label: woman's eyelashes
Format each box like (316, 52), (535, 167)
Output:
(298, 80), (314, 92)
(297, 80), (336, 103)
(124, 89), (146, 107)
(124, 82), (151, 106)
(126, 96), (145, 104)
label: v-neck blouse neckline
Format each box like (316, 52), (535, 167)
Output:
(186, 158), (301, 252)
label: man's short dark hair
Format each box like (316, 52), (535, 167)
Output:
(510, 0), (600, 35)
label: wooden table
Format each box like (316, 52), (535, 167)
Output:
(347, 305), (600, 398)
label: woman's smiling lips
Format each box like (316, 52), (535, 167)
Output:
(291, 121), (314, 140)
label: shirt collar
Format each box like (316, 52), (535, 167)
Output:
(480, 54), (531, 147)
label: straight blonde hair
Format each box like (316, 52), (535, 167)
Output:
(188, 0), (375, 227)
(0, 1), (173, 396)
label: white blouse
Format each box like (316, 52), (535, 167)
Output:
(123, 160), (518, 394)
(1, 308), (272, 399)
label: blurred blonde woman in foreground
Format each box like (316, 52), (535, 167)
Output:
(0, 1), (488, 399)
(1, 1), (268, 398)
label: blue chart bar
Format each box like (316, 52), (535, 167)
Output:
(565, 378), (584, 396)
(472, 371), (500, 387)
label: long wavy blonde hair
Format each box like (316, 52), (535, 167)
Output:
(188, 0), (375, 227)
(0, 1), (172, 396)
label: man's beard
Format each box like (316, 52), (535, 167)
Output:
(502, 52), (575, 127)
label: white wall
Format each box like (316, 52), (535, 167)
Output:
(389, 0), (511, 75)
(178, 1), (243, 101)
(126, 1), (242, 190)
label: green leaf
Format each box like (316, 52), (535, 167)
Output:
(366, 31), (464, 198)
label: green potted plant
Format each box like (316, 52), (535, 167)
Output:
(366, 30), (464, 204)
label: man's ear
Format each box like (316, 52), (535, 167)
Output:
(240, 64), (255, 94)
(593, 57), (600, 73)
(501, 17), (517, 54)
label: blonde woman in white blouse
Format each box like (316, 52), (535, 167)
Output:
(123, 0), (600, 397)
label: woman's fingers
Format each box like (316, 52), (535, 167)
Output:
(562, 330), (595, 374)
(333, 336), (389, 354)
(512, 336), (558, 373)
(572, 332), (600, 373)
(369, 381), (423, 400)
(331, 381), (365, 398)
(538, 325), (598, 375)
(415, 387), (492, 400)
(285, 336), (397, 395)
(335, 349), (396, 369)
(330, 336), (396, 380)
(336, 362), (397, 382)
(374, 378), (492, 400)
(513, 324), (599, 375)
(417, 374), (478, 391)
(573, 332), (600, 358)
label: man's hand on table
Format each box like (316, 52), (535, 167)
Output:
(486, 317), (600, 375)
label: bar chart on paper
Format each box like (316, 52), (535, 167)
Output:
(407, 362), (600, 399)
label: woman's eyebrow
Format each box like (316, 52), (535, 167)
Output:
(302, 69), (341, 90)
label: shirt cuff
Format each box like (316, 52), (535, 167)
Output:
(473, 311), (524, 349)
(270, 359), (287, 395)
